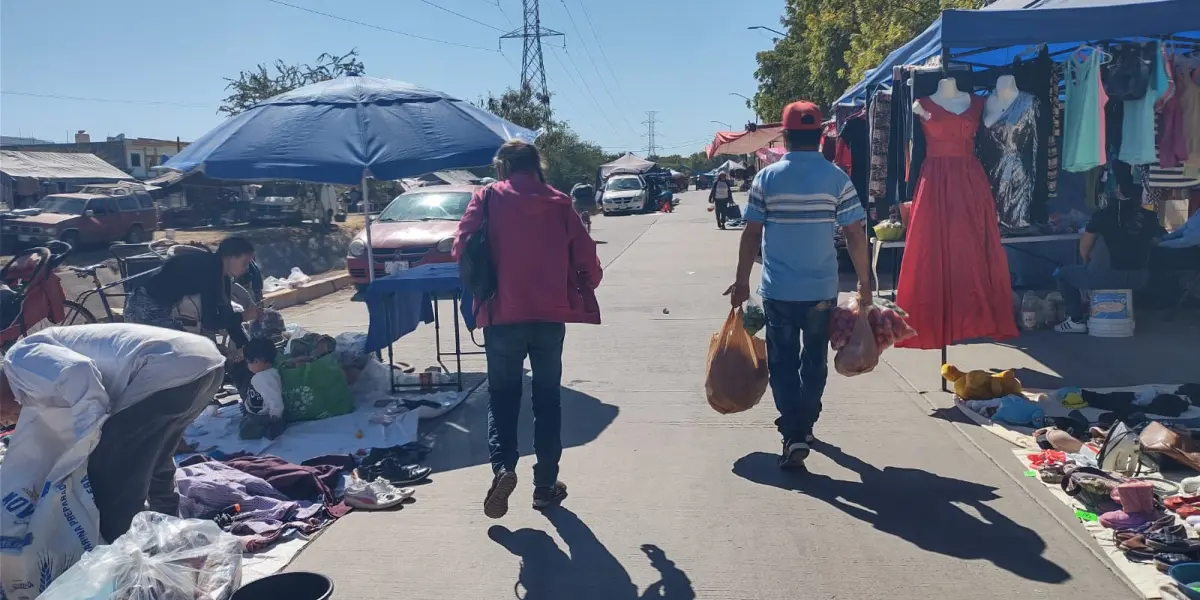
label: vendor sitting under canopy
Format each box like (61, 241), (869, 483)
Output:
(1054, 196), (1166, 334)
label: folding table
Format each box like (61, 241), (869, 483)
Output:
(362, 263), (481, 392)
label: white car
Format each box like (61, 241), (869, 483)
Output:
(601, 175), (650, 214)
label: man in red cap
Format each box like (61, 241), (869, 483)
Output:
(725, 100), (872, 470)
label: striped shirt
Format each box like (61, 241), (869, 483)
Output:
(745, 151), (866, 302)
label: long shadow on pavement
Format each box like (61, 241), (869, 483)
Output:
(488, 507), (695, 600)
(732, 441), (1070, 584)
(419, 372), (619, 476)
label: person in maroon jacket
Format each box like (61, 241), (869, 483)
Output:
(453, 140), (603, 519)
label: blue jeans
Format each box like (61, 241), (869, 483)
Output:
(484, 322), (566, 487)
(763, 298), (833, 444)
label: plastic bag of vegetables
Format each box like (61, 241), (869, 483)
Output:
(829, 296), (917, 354)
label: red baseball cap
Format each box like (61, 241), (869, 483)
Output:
(782, 101), (823, 131)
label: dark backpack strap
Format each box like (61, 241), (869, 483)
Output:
(469, 185), (495, 347)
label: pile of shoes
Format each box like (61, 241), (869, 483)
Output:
(1100, 481), (1200, 572)
(356, 443), (433, 486)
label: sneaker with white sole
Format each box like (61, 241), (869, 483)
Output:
(344, 479), (414, 510)
(780, 441), (810, 470)
(1054, 318), (1088, 334)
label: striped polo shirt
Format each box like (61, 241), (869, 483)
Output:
(745, 151), (865, 302)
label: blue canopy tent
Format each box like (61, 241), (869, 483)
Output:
(164, 76), (536, 281)
(835, 0), (1200, 107)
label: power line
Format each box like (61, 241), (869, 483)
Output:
(557, 0), (635, 134)
(493, 0), (516, 26)
(1, 90), (210, 108)
(261, 0), (496, 51)
(546, 47), (619, 132)
(416, 0), (505, 31)
(573, 0), (634, 113)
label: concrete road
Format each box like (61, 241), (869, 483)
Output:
(283, 190), (1134, 599)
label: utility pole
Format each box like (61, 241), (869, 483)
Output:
(642, 111), (660, 158)
(499, 0), (563, 106)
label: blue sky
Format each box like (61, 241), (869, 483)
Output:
(1, 0), (786, 156)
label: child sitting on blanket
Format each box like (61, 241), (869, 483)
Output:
(239, 338), (286, 440)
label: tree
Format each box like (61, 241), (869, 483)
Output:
(218, 50), (365, 116)
(478, 85), (607, 192)
(752, 0), (985, 118)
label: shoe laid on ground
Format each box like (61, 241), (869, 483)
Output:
(779, 441), (810, 470)
(533, 481), (569, 511)
(356, 460), (432, 485)
(344, 479), (414, 510)
(1054, 318), (1088, 334)
(484, 470), (519, 519)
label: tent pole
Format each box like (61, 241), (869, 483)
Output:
(363, 175), (375, 283)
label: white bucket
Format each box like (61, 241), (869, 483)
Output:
(1088, 289), (1134, 338)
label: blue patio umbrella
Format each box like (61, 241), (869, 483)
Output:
(163, 76), (537, 279)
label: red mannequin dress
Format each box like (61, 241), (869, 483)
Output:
(895, 96), (1018, 349)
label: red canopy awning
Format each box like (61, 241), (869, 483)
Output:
(705, 123), (783, 159)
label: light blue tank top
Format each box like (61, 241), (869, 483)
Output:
(1120, 42), (1167, 166)
(1063, 50), (1106, 173)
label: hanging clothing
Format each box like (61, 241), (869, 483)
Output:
(1063, 49), (1109, 172)
(842, 117), (870, 211)
(973, 49), (1054, 225)
(868, 90), (892, 210)
(978, 91), (1042, 230)
(895, 96), (1018, 349)
(1048, 68), (1062, 198)
(1120, 42), (1167, 166)
(1178, 62), (1200, 176)
(1159, 55), (1189, 168)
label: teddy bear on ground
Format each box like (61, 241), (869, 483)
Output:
(941, 364), (1023, 400)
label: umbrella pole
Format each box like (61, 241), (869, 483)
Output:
(363, 175), (375, 282)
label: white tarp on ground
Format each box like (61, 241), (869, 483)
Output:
(0, 151), (133, 181)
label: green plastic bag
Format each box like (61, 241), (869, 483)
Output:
(278, 354), (354, 422)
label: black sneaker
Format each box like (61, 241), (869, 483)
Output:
(356, 460), (432, 485)
(532, 481), (568, 510)
(484, 470), (518, 519)
(779, 441), (810, 470)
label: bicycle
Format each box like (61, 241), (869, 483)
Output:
(578, 207), (592, 233)
(0, 240), (87, 351)
(61, 239), (174, 324)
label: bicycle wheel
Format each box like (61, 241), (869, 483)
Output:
(22, 300), (97, 337)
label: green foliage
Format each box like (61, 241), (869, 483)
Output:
(752, 0), (985, 118)
(478, 85), (607, 192)
(651, 152), (726, 174)
(219, 50), (365, 116)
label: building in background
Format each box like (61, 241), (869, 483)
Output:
(0, 131), (190, 178)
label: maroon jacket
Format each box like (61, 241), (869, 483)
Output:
(453, 172), (602, 328)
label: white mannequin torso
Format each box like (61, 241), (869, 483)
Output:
(913, 77), (972, 120)
(983, 75), (1021, 127)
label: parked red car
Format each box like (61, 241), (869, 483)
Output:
(1, 189), (157, 249)
(345, 185), (479, 285)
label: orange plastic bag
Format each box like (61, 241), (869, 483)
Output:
(834, 312), (879, 377)
(705, 308), (769, 414)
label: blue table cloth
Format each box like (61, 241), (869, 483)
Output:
(363, 262), (475, 353)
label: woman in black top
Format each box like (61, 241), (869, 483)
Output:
(1053, 197), (1165, 334)
(125, 237), (258, 347)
